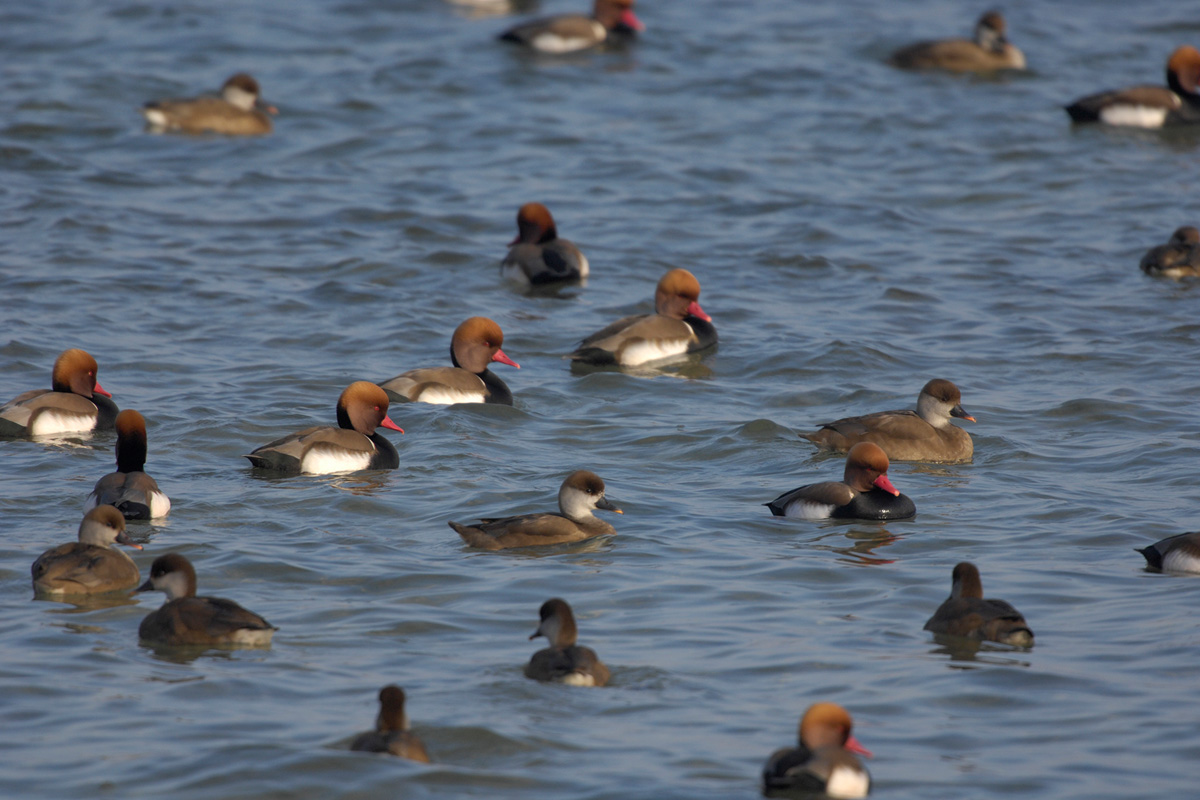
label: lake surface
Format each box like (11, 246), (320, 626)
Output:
(2, 1), (1199, 798)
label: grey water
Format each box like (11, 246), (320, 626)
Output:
(2, 1), (1199, 798)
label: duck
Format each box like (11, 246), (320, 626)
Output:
(570, 268), (716, 367)
(499, 0), (643, 54)
(84, 409), (171, 519)
(0, 348), (118, 437)
(1137, 531), (1200, 573)
(142, 73), (275, 136)
(1140, 227), (1200, 278)
(245, 382), (403, 474)
(766, 442), (916, 521)
(524, 598), (610, 686)
(350, 685), (432, 762)
(31, 505), (143, 597)
(890, 10), (1026, 72)
(798, 379), (976, 463)
(449, 470), (621, 550)
(501, 202), (590, 285)
(923, 562), (1034, 646)
(762, 703), (872, 799)
(379, 317), (520, 406)
(1066, 45), (1200, 128)
(136, 553), (277, 647)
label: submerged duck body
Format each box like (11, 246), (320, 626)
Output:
(1137, 531), (1200, 573)
(762, 702), (872, 799)
(767, 442), (915, 521)
(136, 553), (277, 647)
(350, 685), (431, 762)
(84, 409), (171, 519)
(923, 562), (1034, 646)
(0, 349), (118, 437)
(890, 10), (1025, 72)
(31, 505), (143, 596)
(379, 317), (520, 405)
(571, 268), (716, 367)
(246, 382), (403, 474)
(142, 73), (275, 136)
(1066, 45), (1200, 128)
(1140, 226), (1200, 278)
(449, 470), (621, 550)
(499, 0), (643, 54)
(502, 202), (589, 285)
(524, 598), (610, 687)
(799, 379), (975, 463)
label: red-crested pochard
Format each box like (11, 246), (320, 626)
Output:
(501, 202), (590, 285)
(0, 348), (118, 437)
(766, 442), (916, 521)
(570, 268), (716, 367)
(380, 317), (520, 405)
(84, 409), (171, 519)
(762, 703), (872, 799)
(890, 10), (1026, 72)
(499, 0), (643, 54)
(923, 562), (1034, 647)
(1137, 531), (1200, 573)
(350, 685), (432, 762)
(1066, 45), (1200, 127)
(525, 598), (610, 686)
(136, 553), (277, 647)
(245, 382), (403, 474)
(142, 73), (276, 136)
(799, 379), (975, 463)
(449, 470), (621, 550)
(31, 505), (143, 597)
(1140, 226), (1200, 278)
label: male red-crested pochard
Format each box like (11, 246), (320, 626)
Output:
(1066, 45), (1200, 128)
(0, 348), (118, 437)
(799, 379), (976, 463)
(501, 202), (590, 285)
(499, 0), (643, 54)
(762, 703), (872, 799)
(766, 442), (916, 521)
(31, 505), (143, 597)
(142, 73), (275, 136)
(570, 268), (717, 367)
(923, 562), (1034, 647)
(136, 553), (277, 647)
(1140, 226), (1200, 277)
(245, 382), (403, 474)
(84, 409), (171, 520)
(525, 598), (610, 687)
(350, 685), (432, 762)
(380, 317), (520, 406)
(1137, 531), (1200, 573)
(890, 10), (1026, 72)
(449, 470), (621, 550)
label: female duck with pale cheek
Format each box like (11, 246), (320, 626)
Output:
(501, 202), (589, 285)
(0, 348), (118, 437)
(571, 268), (717, 367)
(84, 409), (171, 519)
(31, 505), (143, 597)
(1066, 45), (1200, 128)
(350, 685), (431, 763)
(890, 10), (1026, 72)
(525, 598), (610, 687)
(136, 553), (277, 648)
(762, 703), (872, 799)
(766, 442), (915, 520)
(245, 382), (403, 474)
(499, 0), (644, 54)
(379, 317), (520, 405)
(923, 562), (1034, 647)
(142, 73), (276, 136)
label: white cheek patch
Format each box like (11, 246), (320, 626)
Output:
(1162, 549), (1200, 574)
(617, 338), (691, 366)
(785, 501), (835, 520)
(414, 386), (487, 405)
(29, 410), (97, 436)
(1100, 105), (1168, 128)
(825, 765), (870, 799)
(300, 447), (372, 475)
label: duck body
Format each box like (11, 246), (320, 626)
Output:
(799, 379), (975, 463)
(137, 553), (276, 647)
(31, 506), (142, 596)
(380, 317), (519, 406)
(246, 382), (403, 474)
(84, 409), (171, 519)
(767, 442), (915, 521)
(1140, 226), (1200, 278)
(499, 0), (643, 54)
(501, 203), (589, 285)
(142, 73), (274, 136)
(1138, 532), (1200, 573)
(450, 470), (621, 550)
(890, 11), (1025, 72)
(1066, 46), (1200, 128)
(350, 686), (431, 762)
(762, 703), (872, 799)
(524, 598), (610, 686)
(924, 562), (1033, 646)
(0, 349), (117, 437)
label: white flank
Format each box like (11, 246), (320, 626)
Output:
(558, 672), (597, 687)
(500, 260), (532, 284)
(300, 447), (372, 475)
(415, 386), (487, 405)
(142, 108), (168, 128)
(227, 627), (275, 646)
(617, 338), (691, 367)
(1162, 550), (1200, 574)
(530, 23), (604, 54)
(29, 410), (97, 436)
(825, 765), (870, 799)
(1099, 105), (1168, 128)
(148, 491), (172, 518)
(576, 252), (590, 277)
(784, 501), (835, 520)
